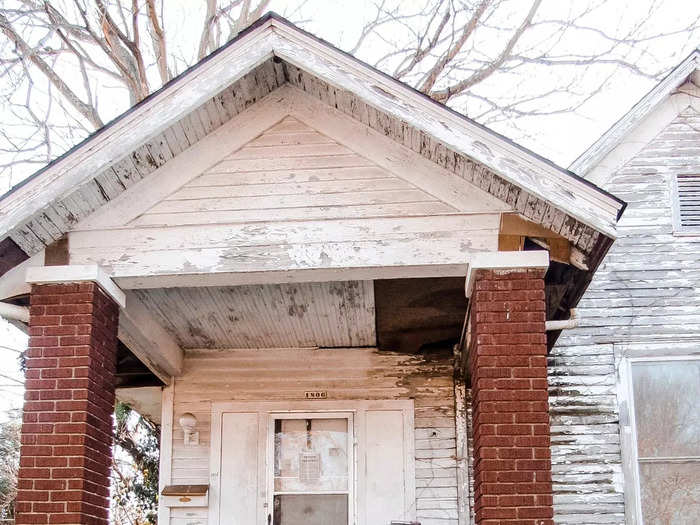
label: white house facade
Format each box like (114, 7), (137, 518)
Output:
(0, 13), (653, 525)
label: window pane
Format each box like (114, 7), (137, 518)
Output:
(632, 360), (700, 457)
(274, 418), (348, 492)
(273, 494), (348, 525)
(639, 462), (700, 524)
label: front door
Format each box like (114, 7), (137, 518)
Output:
(210, 400), (415, 525)
(268, 412), (353, 525)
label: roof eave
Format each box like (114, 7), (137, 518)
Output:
(570, 48), (700, 176)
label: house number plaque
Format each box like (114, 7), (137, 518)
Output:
(305, 391), (328, 399)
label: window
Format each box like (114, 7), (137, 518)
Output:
(673, 174), (700, 233)
(271, 414), (353, 525)
(620, 352), (700, 524)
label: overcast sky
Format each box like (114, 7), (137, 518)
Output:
(0, 0), (699, 419)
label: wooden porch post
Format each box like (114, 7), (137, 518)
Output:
(15, 282), (119, 525)
(467, 265), (554, 525)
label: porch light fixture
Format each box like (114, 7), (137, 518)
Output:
(179, 412), (199, 446)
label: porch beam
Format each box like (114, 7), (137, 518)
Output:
(118, 291), (183, 384)
(25, 265), (183, 384)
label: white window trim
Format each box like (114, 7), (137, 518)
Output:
(671, 173), (700, 235)
(615, 341), (700, 524)
(208, 399), (415, 525)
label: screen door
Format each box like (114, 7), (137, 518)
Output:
(268, 412), (353, 525)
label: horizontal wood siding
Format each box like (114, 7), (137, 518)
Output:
(168, 347), (458, 525)
(550, 107), (700, 524)
(133, 116), (453, 226)
(69, 114), (501, 282)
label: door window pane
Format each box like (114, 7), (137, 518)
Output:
(273, 494), (348, 525)
(632, 360), (700, 457)
(274, 418), (349, 492)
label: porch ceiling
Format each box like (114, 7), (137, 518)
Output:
(132, 280), (375, 349)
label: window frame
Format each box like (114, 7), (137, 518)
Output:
(615, 341), (700, 524)
(672, 173), (700, 234)
(266, 411), (355, 524)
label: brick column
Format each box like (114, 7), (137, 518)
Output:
(16, 282), (119, 525)
(468, 268), (553, 525)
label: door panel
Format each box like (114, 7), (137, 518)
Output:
(271, 415), (351, 525)
(212, 401), (415, 525)
(220, 412), (259, 524)
(365, 409), (407, 524)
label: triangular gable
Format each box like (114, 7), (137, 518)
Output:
(77, 86), (510, 232)
(571, 48), (700, 184)
(0, 12), (624, 265)
(68, 92), (514, 287)
(130, 116), (458, 228)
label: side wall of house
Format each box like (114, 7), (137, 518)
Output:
(550, 106), (700, 523)
(164, 347), (459, 525)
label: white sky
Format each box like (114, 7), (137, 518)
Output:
(0, 0), (699, 418)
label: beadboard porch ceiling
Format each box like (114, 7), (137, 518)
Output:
(129, 276), (469, 352)
(132, 280), (377, 349)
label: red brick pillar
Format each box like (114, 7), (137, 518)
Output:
(16, 282), (119, 525)
(468, 268), (553, 525)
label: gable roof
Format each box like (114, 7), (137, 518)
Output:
(570, 48), (700, 177)
(0, 12), (624, 258)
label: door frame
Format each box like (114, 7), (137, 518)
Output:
(209, 399), (415, 525)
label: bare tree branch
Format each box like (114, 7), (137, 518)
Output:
(429, 0), (542, 102)
(0, 0), (698, 186)
(0, 10), (103, 127)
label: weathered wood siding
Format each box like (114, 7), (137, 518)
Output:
(69, 112), (502, 284)
(167, 347), (459, 525)
(132, 116), (456, 227)
(550, 106), (700, 523)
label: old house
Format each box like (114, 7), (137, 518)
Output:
(0, 14), (629, 525)
(549, 49), (700, 524)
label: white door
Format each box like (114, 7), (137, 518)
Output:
(218, 412), (262, 524)
(210, 400), (415, 525)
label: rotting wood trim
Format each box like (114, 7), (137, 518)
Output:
(43, 236), (69, 266)
(499, 213), (576, 266)
(273, 36), (623, 235)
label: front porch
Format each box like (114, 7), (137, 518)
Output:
(14, 252), (554, 525)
